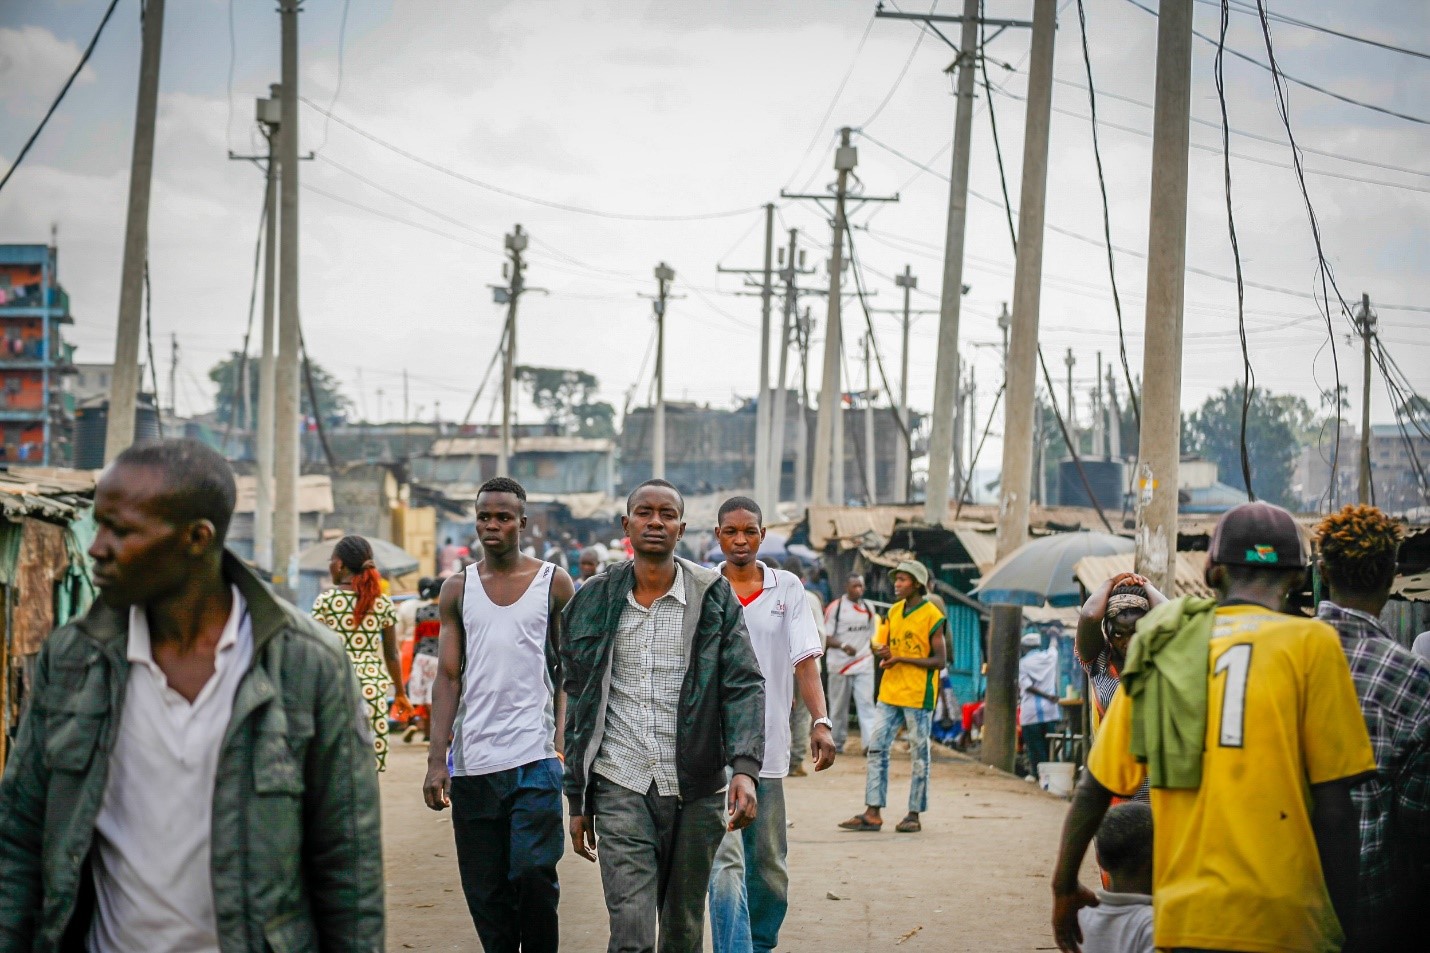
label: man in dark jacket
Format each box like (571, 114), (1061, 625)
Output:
(0, 439), (383, 953)
(564, 478), (765, 953)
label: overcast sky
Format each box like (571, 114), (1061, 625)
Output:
(1, 0), (1426, 478)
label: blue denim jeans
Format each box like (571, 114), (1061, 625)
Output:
(864, 703), (932, 813)
(707, 778), (788, 953)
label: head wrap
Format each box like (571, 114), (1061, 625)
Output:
(1106, 592), (1150, 619)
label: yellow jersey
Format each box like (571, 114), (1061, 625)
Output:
(871, 598), (945, 710)
(1087, 605), (1375, 953)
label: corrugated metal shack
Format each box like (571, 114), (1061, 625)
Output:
(0, 467), (96, 765)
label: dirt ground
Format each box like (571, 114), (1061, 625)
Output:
(382, 739), (1081, 952)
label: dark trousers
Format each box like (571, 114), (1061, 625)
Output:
(591, 774), (728, 953)
(1022, 719), (1058, 771)
(450, 758), (565, 953)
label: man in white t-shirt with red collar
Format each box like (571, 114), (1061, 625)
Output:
(824, 573), (878, 754)
(708, 496), (835, 953)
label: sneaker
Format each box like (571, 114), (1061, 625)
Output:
(788, 763), (808, 777)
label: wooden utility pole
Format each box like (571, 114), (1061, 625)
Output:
(652, 263), (676, 480)
(272, 0), (303, 600)
(1133, 0), (1194, 596)
(254, 85), (280, 571)
(497, 225), (528, 477)
(987, 0), (1057, 774)
(1356, 292), (1376, 504)
(106, 0), (165, 463)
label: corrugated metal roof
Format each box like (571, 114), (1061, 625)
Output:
(1392, 571), (1430, 602)
(0, 467), (95, 522)
(1073, 551), (1214, 600)
(429, 436), (615, 456)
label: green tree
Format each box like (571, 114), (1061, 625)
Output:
(207, 352), (350, 427)
(514, 365), (616, 437)
(1181, 384), (1314, 509)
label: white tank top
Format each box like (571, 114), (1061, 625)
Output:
(448, 561), (557, 777)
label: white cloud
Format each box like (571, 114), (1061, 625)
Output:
(0, 25), (96, 119)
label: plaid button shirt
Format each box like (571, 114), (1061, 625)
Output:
(1315, 601), (1430, 928)
(593, 564), (688, 797)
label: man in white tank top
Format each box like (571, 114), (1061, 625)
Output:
(422, 477), (575, 953)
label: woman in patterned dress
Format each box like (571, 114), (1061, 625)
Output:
(311, 535), (412, 771)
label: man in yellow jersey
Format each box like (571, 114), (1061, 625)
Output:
(838, 560), (946, 834)
(1051, 502), (1375, 953)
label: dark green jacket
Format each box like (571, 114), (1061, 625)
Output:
(0, 552), (385, 953)
(561, 557), (765, 816)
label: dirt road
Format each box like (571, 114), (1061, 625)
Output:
(382, 742), (1076, 951)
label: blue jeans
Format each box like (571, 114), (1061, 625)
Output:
(708, 778), (788, 953)
(864, 703), (932, 813)
(449, 758), (565, 953)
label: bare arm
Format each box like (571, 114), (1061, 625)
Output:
(795, 655), (836, 770)
(548, 567), (575, 758)
(380, 622), (409, 711)
(1051, 771), (1114, 953)
(422, 574), (466, 811)
(1310, 778), (1362, 948)
(1076, 578), (1115, 666)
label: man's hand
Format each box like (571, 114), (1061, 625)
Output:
(1052, 884), (1099, 953)
(569, 815), (597, 862)
(872, 642), (891, 661)
(392, 692), (415, 722)
(422, 760), (451, 811)
(728, 774), (758, 831)
(810, 723), (837, 771)
(841, 643), (860, 656)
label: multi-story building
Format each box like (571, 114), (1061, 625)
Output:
(0, 245), (76, 465)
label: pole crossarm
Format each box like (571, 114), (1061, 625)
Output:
(779, 191), (900, 203)
(874, 9), (1033, 29)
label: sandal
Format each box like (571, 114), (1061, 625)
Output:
(895, 815), (922, 833)
(838, 815), (883, 832)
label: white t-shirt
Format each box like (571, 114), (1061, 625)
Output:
(824, 595), (877, 675)
(1018, 644), (1060, 726)
(724, 562), (824, 778)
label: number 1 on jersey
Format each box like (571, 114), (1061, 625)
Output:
(1213, 643), (1253, 748)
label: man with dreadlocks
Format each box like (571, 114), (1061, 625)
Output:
(1315, 504), (1430, 952)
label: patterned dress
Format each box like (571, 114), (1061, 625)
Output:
(312, 588), (399, 771)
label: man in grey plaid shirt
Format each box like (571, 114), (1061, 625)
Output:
(1315, 505), (1430, 952)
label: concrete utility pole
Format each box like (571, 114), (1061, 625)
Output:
(987, 0), (1057, 775)
(863, 333), (878, 503)
(769, 229), (814, 504)
(795, 308), (812, 506)
(272, 0), (302, 599)
(1106, 363), (1122, 460)
(651, 262), (676, 480)
(717, 205), (777, 509)
(1133, 0), (1194, 596)
(497, 224), (528, 477)
(922, 0), (982, 525)
(254, 86), (280, 571)
(1356, 292), (1376, 504)
(106, 0), (166, 463)
(895, 265), (916, 501)
(811, 128), (854, 507)
(1064, 347), (1076, 436)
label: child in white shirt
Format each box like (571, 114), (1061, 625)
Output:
(1077, 802), (1154, 953)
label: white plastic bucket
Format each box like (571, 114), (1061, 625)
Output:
(1038, 761), (1076, 798)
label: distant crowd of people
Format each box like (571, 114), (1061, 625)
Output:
(0, 438), (1424, 953)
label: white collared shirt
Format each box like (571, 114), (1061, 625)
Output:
(724, 562), (824, 778)
(88, 586), (253, 953)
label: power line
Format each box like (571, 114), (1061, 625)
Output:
(302, 97), (767, 221)
(314, 0), (352, 155)
(1215, 0), (1256, 501)
(221, 188), (269, 449)
(784, 14), (876, 190)
(860, 1), (936, 129)
(1198, 0), (1430, 62)
(1072, 0), (1139, 429)
(1123, 0), (1429, 126)
(0, 0), (121, 194)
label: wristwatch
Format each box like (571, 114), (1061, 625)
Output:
(812, 716), (834, 731)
